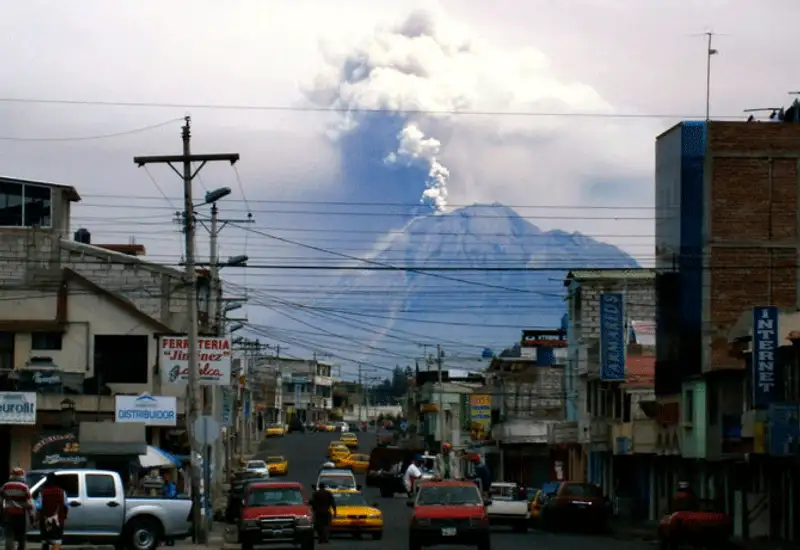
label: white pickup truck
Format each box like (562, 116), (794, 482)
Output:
(486, 482), (530, 532)
(26, 469), (192, 550)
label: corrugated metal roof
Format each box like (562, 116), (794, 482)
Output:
(565, 268), (656, 284)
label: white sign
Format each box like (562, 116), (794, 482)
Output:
(193, 415), (220, 445)
(158, 336), (232, 386)
(0, 392), (36, 425)
(115, 393), (177, 426)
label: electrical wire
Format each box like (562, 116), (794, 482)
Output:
(0, 117), (182, 142)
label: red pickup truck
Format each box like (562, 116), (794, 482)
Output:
(238, 481), (315, 550)
(408, 480), (491, 550)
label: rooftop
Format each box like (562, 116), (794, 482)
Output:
(0, 175), (81, 201)
(564, 268), (656, 286)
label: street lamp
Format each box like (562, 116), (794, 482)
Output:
(224, 255), (248, 268)
(204, 187), (232, 205)
(61, 398), (76, 428)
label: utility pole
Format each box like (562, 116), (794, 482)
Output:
(357, 364), (363, 426)
(436, 344), (444, 446)
(704, 31), (718, 121)
(133, 117), (239, 545)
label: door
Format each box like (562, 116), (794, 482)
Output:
(28, 473), (86, 537)
(84, 472), (124, 534)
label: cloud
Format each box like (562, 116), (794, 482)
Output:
(300, 7), (661, 260)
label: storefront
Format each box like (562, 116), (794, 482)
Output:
(0, 391), (38, 480)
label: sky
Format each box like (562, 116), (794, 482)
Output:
(1, 0), (799, 372)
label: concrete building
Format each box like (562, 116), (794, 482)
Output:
(252, 357), (333, 423)
(654, 120), (800, 541)
(0, 176), (198, 476)
(561, 268), (656, 496)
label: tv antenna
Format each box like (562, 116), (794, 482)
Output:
(742, 107), (782, 122)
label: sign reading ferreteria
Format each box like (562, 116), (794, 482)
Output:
(599, 292), (626, 381)
(752, 306), (779, 407)
(158, 335), (232, 386)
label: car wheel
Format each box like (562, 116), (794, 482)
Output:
(477, 535), (491, 550)
(372, 532), (383, 540)
(409, 536), (422, 550)
(125, 517), (163, 550)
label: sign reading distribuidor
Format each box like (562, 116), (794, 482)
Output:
(158, 335), (232, 386)
(116, 393), (177, 426)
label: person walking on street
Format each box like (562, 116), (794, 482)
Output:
(309, 482), (337, 544)
(35, 472), (69, 550)
(467, 455), (492, 497)
(1, 467), (34, 550)
(434, 443), (462, 480)
(403, 455), (424, 498)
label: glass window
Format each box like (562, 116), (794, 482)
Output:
(331, 492), (368, 506)
(247, 487), (304, 507)
(31, 332), (63, 351)
(24, 184), (52, 227)
(0, 181), (23, 226)
(317, 476), (356, 490)
(86, 474), (116, 498)
(266, 456), (285, 464)
(416, 485), (482, 506)
(60, 474), (79, 498)
(560, 483), (602, 498)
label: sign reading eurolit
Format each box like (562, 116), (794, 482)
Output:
(0, 392), (37, 425)
(158, 336), (232, 386)
(115, 393), (177, 426)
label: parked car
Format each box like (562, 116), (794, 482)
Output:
(539, 482), (609, 533)
(407, 480), (491, 550)
(486, 482), (530, 532)
(26, 469), (191, 550)
(245, 460), (271, 477)
(227, 471), (270, 523)
(658, 499), (733, 550)
(238, 481), (314, 550)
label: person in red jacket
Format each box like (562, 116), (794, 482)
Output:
(1, 467), (35, 550)
(35, 473), (69, 550)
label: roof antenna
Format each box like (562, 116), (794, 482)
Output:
(743, 107), (782, 122)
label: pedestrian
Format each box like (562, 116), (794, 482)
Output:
(35, 472), (68, 550)
(161, 472), (177, 546)
(403, 455), (424, 498)
(434, 443), (462, 480)
(1, 467), (35, 550)
(467, 455), (491, 497)
(309, 482), (336, 544)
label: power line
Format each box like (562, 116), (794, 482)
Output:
(0, 117), (182, 142)
(0, 96), (747, 120)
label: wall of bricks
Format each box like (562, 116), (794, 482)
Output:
(498, 366), (564, 421)
(706, 122), (800, 370)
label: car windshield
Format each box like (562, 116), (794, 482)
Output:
(247, 461), (267, 469)
(490, 485), (516, 500)
(318, 476), (356, 490)
(266, 456), (285, 464)
(342, 433), (356, 438)
(247, 487), (304, 506)
(561, 483), (603, 498)
(351, 455), (368, 462)
(270, 424), (282, 429)
(417, 485), (482, 506)
(332, 492), (368, 506)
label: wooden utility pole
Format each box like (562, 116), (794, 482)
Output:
(133, 117), (239, 544)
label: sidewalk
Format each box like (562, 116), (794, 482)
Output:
(610, 519), (659, 542)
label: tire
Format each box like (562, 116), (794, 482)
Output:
(477, 535), (491, 550)
(125, 517), (162, 550)
(242, 543), (254, 550)
(409, 537), (422, 550)
(301, 536), (315, 550)
(372, 532), (383, 540)
(512, 520), (528, 533)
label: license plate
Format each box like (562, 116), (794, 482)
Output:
(441, 528), (456, 536)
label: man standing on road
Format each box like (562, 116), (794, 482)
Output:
(467, 455), (492, 497)
(36, 472), (69, 550)
(1, 467), (35, 550)
(434, 443), (462, 480)
(310, 482), (337, 544)
(403, 455), (424, 498)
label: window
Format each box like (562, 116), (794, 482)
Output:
(0, 332), (13, 372)
(684, 390), (694, 423)
(86, 474), (116, 498)
(0, 182), (52, 228)
(416, 485), (482, 505)
(561, 483), (603, 498)
(623, 393), (632, 422)
(247, 487), (304, 507)
(0, 181), (23, 226)
(31, 332), (63, 351)
(60, 474), (79, 498)
(24, 184), (52, 227)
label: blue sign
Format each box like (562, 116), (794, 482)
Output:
(768, 403), (799, 456)
(599, 292), (626, 381)
(752, 306), (779, 407)
(244, 397), (251, 419)
(400, 420), (409, 432)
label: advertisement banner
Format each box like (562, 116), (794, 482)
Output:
(31, 430), (88, 470)
(768, 403), (799, 456)
(469, 394), (491, 441)
(220, 388), (234, 427)
(753, 306), (779, 407)
(599, 292), (626, 381)
(115, 393), (177, 426)
(158, 336), (232, 386)
(0, 392), (37, 425)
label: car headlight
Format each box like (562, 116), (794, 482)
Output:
(296, 515), (312, 527)
(241, 519), (259, 530)
(368, 514), (381, 519)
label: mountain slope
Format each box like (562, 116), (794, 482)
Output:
(296, 204), (640, 366)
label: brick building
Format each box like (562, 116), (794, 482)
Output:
(654, 121), (800, 540)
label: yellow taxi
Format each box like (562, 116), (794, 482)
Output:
(340, 432), (358, 449)
(265, 423), (285, 437)
(529, 489), (542, 520)
(328, 442), (350, 460)
(265, 455), (288, 476)
(324, 424), (337, 432)
(330, 489), (383, 540)
(336, 453), (369, 474)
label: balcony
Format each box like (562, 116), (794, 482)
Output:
(611, 420), (656, 454)
(589, 418), (611, 450)
(547, 420), (578, 444)
(491, 418), (549, 444)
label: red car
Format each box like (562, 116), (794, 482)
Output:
(658, 500), (732, 549)
(238, 481), (315, 550)
(539, 481), (610, 532)
(407, 480), (491, 550)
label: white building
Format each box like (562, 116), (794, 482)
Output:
(252, 356), (334, 422)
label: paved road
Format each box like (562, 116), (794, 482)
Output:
(246, 431), (655, 550)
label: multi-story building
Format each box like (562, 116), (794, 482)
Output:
(0, 176), (207, 476)
(655, 119), (800, 541)
(252, 357), (333, 423)
(561, 268), (655, 496)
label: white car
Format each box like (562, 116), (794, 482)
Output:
(315, 468), (358, 491)
(486, 482), (530, 532)
(245, 460), (270, 477)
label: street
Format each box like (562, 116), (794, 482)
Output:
(244, 432), (655, 550)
